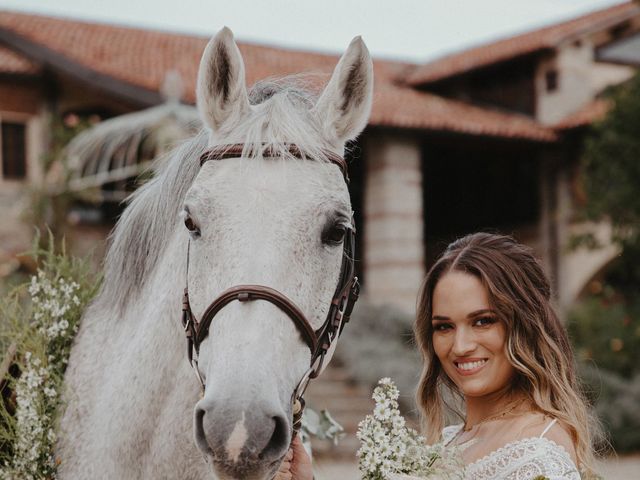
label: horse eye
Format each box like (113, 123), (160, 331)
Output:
(323, 223), (347, 245)
(184, 216), (201, 237)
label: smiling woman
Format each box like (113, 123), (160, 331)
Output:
(414, 233), (602, 480)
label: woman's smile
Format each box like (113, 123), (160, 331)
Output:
(454, 358), (488, 375)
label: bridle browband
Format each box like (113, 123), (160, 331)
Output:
(181, 143), (360, 432)
(199, 143), (350, 182)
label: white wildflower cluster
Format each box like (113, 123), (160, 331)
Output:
(1, 268), (85, 479)
(1, 353), (57, 480)
(357, 378), (464, 480)
(29, 271), (80, 349)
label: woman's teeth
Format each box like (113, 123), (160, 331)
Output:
(457, 360), (487, 371)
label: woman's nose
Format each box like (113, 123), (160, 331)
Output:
(452, 326), (477, 355)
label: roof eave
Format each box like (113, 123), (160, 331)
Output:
(406, 3), (640, 88)
(0, 27), (162, 108)
(407, 48), (551, 88)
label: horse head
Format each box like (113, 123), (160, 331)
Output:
(182, 27), (373, 479)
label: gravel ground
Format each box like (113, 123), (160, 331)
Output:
(314, 454), (640, 479)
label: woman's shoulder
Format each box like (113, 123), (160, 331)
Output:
(517, 413), (577, 464)
(467, 434), (581, 480)
(465, 414), (581, 479)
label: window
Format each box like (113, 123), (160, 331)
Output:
(545, 70), (558, 92)
(1, 121), (27, 180)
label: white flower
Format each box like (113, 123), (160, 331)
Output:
(3, 267), (90, 478)
(357, 378), (464, 480)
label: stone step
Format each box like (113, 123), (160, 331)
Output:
(305, 361), (422, 459)
(305, 362), (375, 459)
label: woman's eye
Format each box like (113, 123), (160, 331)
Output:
(474, 316), (495, 327)
(184, 216), (201, 237)
(323, 224), (347, 245)
(433, 323), (452, 332)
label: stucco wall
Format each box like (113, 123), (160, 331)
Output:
(535, 36), (635, 125)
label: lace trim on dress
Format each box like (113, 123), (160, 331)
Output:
(442, 424), (581, 480)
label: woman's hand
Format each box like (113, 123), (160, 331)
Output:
(274, 434), (313, 480)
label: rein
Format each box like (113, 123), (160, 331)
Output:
(180, 143), (360, 432)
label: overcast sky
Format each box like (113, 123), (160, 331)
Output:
(0, 0), (625, 62)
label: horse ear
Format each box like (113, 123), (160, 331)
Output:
(315, 36), (374, 145)
(196, 27), (250, 133)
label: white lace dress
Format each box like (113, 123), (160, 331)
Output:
(442, 419), (581, 480)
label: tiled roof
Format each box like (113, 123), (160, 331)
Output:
(554, 98), (611, 130)
(0, 44), (40, 75)
(406, 1), (640, 86)
(371, 74), (556, 141)
(0, 10), (556, 142)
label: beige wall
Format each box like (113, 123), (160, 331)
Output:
(0, 108), (46, 260)
(558, 221), (620, 310)
(535, 34), (635, 125)
(363, 132), (424, 313)
(553, 164), (621, 310)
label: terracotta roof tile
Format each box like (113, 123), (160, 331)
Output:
(0, 10), (556, 142)
(0, 44), (41, 75)
(406, 1), (640, 86)
(372, 77), (556, 141)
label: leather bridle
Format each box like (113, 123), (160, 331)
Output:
(180, 143), (360, 431)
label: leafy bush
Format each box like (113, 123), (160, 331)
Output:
(568, 294), (640, 380)
(576, 68), (640, 453)
(568, 252), (640, 452)
(583, 71), (640, 245)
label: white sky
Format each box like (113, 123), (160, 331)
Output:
(0, 0), (625, 62)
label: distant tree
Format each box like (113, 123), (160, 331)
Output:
(571, 68), (640, 451)
(582, 70), (640, 247)
(576, 68), (640, 371)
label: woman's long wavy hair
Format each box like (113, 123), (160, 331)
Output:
(414, 233), (601, 477)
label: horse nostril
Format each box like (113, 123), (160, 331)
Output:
(194, 406), (213, 455)
(259, 415), (290, 461)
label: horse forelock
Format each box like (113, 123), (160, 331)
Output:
(98, 77), (345, 314)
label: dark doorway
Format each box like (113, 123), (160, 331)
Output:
(422, 138), (540, 269)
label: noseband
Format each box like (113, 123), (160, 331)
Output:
(180, 143), (360, 431)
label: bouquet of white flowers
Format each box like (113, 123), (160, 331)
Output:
(357, 378), (464, 480)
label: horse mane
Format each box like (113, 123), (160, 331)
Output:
(99, 77), (336, 311)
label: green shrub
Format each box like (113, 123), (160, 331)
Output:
(568, 256), (640, 452)
(568, 294), (640, 379)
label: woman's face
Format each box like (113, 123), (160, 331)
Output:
(431, 270), (515, 398)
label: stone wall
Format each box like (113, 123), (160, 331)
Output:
(363, 132), (424, 313)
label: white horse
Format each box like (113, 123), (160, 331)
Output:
(57, 27), (373, 480)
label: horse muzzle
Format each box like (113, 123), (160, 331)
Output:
(194, 397), (291, 479)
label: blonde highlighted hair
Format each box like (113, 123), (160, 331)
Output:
(414, 233), (602, 477)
